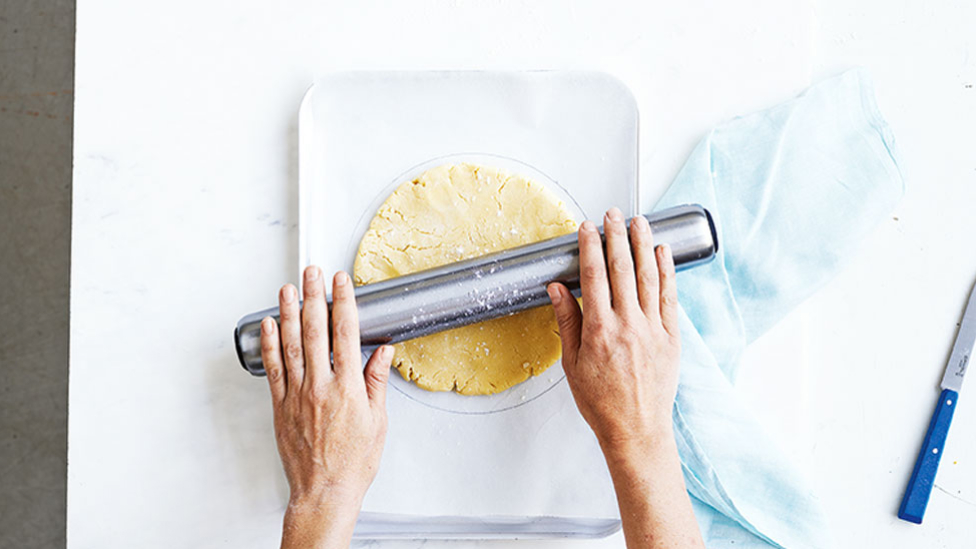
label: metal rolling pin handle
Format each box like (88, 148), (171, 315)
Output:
(235, 203), (718, 376)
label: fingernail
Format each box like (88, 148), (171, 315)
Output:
(581, 220), (596, 232)
(635, 215), (650, 232)
(335, 271), (349, 287)
(381, 345), (394, 359)
(305, 266), (319, 282)
(547, 284), (562, 305)
(606, 207), (623, 222)
(660, 243), (672, 258)
(261, 317), (274, 334)
(281, 285), (296, 303)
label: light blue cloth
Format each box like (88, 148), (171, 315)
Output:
(657, 69), (904, 548)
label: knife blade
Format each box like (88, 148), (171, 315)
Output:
(898, 281), (976, 523)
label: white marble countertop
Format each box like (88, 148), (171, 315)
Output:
(69, 1), (975, 547)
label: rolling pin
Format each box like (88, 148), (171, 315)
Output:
(234, 204), (717, 375)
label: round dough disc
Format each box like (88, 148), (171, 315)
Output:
(353, 163), (578, 395)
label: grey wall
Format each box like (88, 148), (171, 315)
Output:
(0, 1), (74, 547)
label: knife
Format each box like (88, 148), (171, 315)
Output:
(898, 281), (974, 524)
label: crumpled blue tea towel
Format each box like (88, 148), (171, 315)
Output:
(657, 69), (904, 548)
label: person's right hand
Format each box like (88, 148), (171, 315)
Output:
(546, 207), (681, 451)
(547, 208), (704, 549)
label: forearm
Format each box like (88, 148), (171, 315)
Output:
(602, 428), (705, 549)
(280, 494), (362, 549)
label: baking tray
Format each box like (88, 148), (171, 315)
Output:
(299, 71), (638, 538)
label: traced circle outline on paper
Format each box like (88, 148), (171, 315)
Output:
(346, 152), (588, 415)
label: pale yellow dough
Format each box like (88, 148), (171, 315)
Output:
(353, 163), (578, 395)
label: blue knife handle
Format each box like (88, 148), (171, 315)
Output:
(898, 388), (958, 524)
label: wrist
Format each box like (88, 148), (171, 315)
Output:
(281, 488), (364, 549)
(598, 420), (676, 471)
(288, 481), (366, 510)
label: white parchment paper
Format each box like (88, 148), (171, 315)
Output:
(299, 71), (639, 536)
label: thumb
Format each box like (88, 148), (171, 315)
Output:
(364, 345), (394, 406)
(547, 283), (582, 369)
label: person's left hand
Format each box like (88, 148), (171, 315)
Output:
(260, 266), (394, 549)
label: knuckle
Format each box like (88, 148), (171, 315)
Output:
(284, 342), (303, 361)
(266, 367), (283, 382)
(301, 391), (319, 408)
(261, 338), (276, 353)
(582, 263), (604, 281)
(309, 384), (330, 403)
(619, 318), (644, 339)
(586, 316), (608, 335)
(628, 234), (645, 251)
(639, 271), (659, 287)
(591, 331), (612, 351)
(333, 318), (355, 340)
(617, 307), (642, 326)
(304, 282), (322, 297)
(281, 395), (299, 416)
(339, 380), (359, 398)
(373, 366), (391, 383)
(303, 323), (322, 342)
(301, 386), (319, 404)
(609, 257), (631, 274)
(555, 308), (573, 325)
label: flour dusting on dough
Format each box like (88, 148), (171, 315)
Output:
(352, 163), (577, 395)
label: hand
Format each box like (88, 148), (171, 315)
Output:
(260, 266), (394, 549)
(547, 208), (703, 548)
(547, 207), (681, 452)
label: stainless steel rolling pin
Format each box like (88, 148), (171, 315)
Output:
(235, 204), (717, 375)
